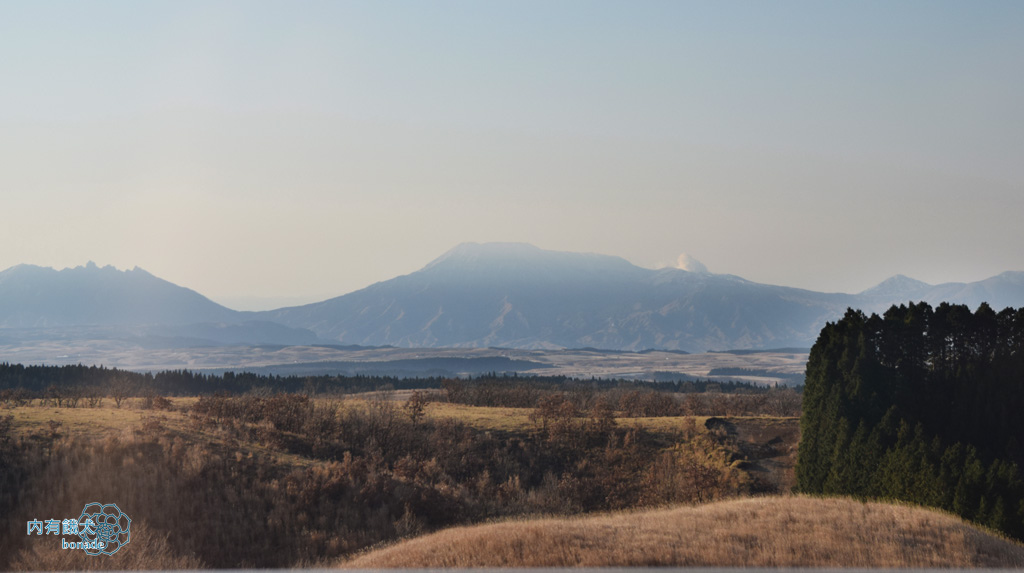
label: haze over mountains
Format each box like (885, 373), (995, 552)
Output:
(0, 262), (319, 347)
(1, 243), (1023, 353)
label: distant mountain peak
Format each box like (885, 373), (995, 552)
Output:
(421, 242), (641, 277)
(0, 262), (238, 328)
(423, 242), (541, 268)
(994, 270), (1024, 282)
(74, 261), (135, 273)
(860, 274), (932, 297)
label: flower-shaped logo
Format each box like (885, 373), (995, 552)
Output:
(77, 503), (131, 556)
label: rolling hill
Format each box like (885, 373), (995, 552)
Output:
(342, 496), (1024, 568)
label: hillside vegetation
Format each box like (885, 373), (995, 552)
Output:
(0, 372), (798, 569)
(343, 496), (1024, 568)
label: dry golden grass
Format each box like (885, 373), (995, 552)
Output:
(342, 495), (1024, 568)
(421, 402), (755, 435)
(423, 402), (536, 431)
(617, 415), (709, 433)
(4, 399), (194, 439)
(420, 402), (797, 436)
(4, 399), (321, 469)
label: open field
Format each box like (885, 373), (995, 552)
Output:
(342, 495), (1024, 568)
(423, 402), (536, 432)
(0, 340), (807, 383)
(5, 397), (790, 437)
(3, 397), (196, 439)
(5, 398), (800, 492)
(1, 398), (327, 470)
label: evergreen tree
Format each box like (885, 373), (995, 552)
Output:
(797, 302), (1024, 540)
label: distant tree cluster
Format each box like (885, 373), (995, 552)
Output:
(0, 363), (798, 412)
(797, 302), (1024, 539)
(440, 378), (801, 417)
(0, 363), (444, 399)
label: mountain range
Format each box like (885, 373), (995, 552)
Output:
(0, 262), (318, 347)
(1, 243), (1023, 353)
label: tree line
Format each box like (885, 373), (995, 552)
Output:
(0, 362), (794, 405)
(797, 302), (1024, 539)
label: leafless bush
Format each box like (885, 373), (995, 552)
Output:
(64, 386), (82, 408)
(84, 386), (103, 408)
(141, 393), (173, 411)
(404, 390), (429, 424)
(109, 376), (134, 408)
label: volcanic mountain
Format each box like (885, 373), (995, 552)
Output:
(258, 243), (856, 351)
(4, 245), (1024, 352)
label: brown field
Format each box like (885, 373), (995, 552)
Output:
(4, 398), (196, 438)
(342, 495), (1024, 568)
(5, 399), (799, 489)
(2, 398), (326, 469)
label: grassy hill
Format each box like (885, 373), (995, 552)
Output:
(342, 496), (1024, 568)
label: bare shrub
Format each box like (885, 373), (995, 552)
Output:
(43, 385), (63, 408)
(642, 430), (745, 505)
(110, 376), (135, 408)
(64, 386), (82, 408)
(141, 393), (173, 411)
(84, 386), (104, 408)
(404, 390), (429, 424)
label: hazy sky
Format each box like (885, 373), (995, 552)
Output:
(2, 1), (1023, 310)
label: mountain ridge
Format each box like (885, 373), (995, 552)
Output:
(0, 262), (319, 346)
(0, 262), (237, 327)
(3, 245), (1024, 352)
(254, 243), (1024, 351)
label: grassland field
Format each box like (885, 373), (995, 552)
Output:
(4, 395), (795, 442)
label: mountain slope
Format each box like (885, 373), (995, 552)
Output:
(0, 262), (238, 327)
(342, 496), (1024, 568)
(858, 271), (1024, 312)
(262, 243), (1024, 352)
(919, 271), (1024, 310)
(0, 263), (320, 346)
(261, 243), (857, 352)
(859, 274), (932, 299)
